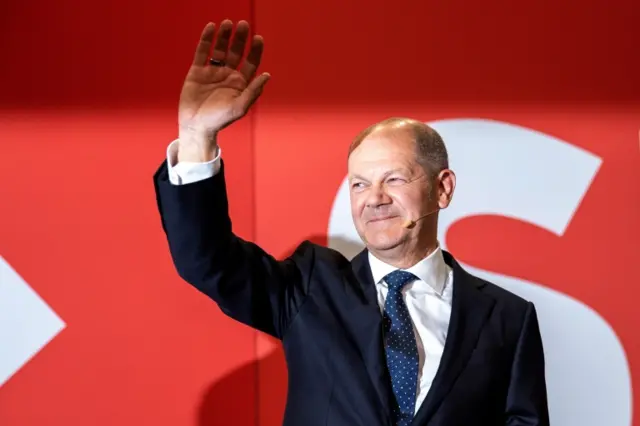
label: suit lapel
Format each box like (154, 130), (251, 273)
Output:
(412, 251), (495, 425)
(349, 249), (393, 424)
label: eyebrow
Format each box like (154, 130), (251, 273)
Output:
(349, 168), (409, 181)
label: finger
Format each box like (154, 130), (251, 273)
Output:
(233, 72), (271, 115)
(193, 22), (215, 66)
(211, 19), (234, 63)
(225, 20), (250, 69)
(239, 35), (264, 81)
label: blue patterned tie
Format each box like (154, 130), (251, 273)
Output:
(383, 270), (419, 426)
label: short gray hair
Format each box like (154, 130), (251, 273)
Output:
(348, 117), (449, 178)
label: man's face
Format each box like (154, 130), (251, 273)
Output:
(347, 129), (435, 252)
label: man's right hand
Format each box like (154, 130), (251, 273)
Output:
(177, 20), (269, 163)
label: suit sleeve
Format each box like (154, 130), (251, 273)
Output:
(153, 159), (313, 339)
(505, 302), (550, 425)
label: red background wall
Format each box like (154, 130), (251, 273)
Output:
(1, 0), (638, 425)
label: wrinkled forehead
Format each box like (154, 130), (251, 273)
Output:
(347, 129), (419, 174)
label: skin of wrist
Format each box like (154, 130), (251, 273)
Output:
(177, 125), (218, 162)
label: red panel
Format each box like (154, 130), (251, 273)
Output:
(0, 109), (257, 425)
(0, 1), (255, 109)
(0, 0), (258, 425)
(254, 0), (640, 106)
(252, 0), (640, 425)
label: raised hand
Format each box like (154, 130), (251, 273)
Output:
(178, 20), (269, 162)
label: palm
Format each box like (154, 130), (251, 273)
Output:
(178, 20), (269, 133)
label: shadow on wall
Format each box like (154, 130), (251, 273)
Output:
(196, 234), (365, 426)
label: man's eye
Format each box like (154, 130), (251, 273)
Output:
(387, 177), (406, 184)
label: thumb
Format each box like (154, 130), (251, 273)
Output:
(234, 72), (271, 114)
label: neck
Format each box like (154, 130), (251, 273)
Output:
(370, 238), (439, 269)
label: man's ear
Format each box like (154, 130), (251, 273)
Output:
(437, 169), (456, 209)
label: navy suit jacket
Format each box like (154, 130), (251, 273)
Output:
(154, 160), (550, 426)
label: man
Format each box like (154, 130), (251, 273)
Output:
(153, 20), (550, 426)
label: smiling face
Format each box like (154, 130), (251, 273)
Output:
(347, 128), (433, 257)
(347, 120), (456, 266)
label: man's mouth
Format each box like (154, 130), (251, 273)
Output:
(368, 215), (398, 223)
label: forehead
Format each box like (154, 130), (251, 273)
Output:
(348, 129), (418, 170)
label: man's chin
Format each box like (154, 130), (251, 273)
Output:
(362, 231), (405, 252)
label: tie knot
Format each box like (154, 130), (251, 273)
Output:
(383, 270), (417, 292)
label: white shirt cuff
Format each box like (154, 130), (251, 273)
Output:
(166, 139), (221, 185)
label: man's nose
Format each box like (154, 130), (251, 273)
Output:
(365, 184), (391, 208)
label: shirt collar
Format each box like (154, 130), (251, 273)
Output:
(367, 245), (448, 295)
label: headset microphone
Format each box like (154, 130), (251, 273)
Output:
(401, 209), (440, 228)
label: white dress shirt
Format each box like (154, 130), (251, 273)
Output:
(166, 140), (221, 185)
(369, 249), (453, 414)
(165, 140), (454, 415)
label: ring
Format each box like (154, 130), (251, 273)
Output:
(209, 58), (226, 67)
